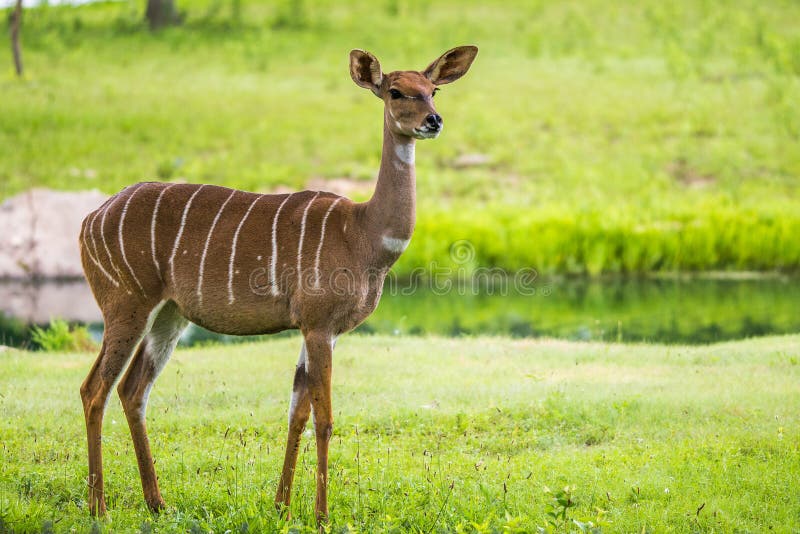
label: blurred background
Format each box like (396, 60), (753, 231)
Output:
(1, 0), (799, 348)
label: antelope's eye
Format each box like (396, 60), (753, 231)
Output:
(432, 88), (439, 97)
(389, 89), (403, 99)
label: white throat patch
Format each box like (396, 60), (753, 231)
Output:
(382, 235), (411, 254)
(394, 143), (415, 166)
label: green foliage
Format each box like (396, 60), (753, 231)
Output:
(0, 335), (798, 531)
(396, 206), (800, 276)
(542, 486), (577, 531)
(0, 314), (29, 348)
(1, 0), (799, 275)
(538, 486), (609, 533)
(30, 319), (96, 352)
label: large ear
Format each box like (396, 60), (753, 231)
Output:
(423, 45), (478, 85)
(349, 49), (383, 97)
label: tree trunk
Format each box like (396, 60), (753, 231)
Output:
(10, 0), (23, 76)
(145, 0), (178, 30)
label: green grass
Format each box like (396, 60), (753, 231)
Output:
(2, 0), (800, 274)
(1, 335), (798, 532)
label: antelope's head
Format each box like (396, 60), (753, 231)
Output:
(349, 46), (478, 140)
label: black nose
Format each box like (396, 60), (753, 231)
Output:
(425, 113), (443, 129)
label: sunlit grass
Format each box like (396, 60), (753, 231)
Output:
(1, 334), (798, 531)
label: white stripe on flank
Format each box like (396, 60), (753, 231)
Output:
(296, 192), (320, 290)
(269, 193), (294, 296)
(82, 216), (119, 287)
(118, 184), (147, 295)
(197, 189), (237, 305)
(88, 210), (103, 260)
(313, 197), (342, 288)
(87, 210), (119, 286)
(84, 196), (119, 287)
(168, 185), (205, 285)
(99, 195), (125, 282)
(228, 194), (264, 304)
(151, 184), (176, 281)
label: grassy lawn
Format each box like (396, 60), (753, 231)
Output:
(1, 335), (798, 532)
(2, 1), (800, 273)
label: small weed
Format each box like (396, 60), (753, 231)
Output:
(540, 486), (577, 532)
(30, 319), (96, 352)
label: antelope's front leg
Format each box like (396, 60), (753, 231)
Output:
(304, 331), (335, 525)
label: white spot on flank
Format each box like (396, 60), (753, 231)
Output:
(197, 189), (236, 305)
(169, 185), (205, 285)
(257, 255), (262, 261)
(229, 194), (264, 304)
(269, 193), (294, 296)
(151, 184), (176, 281)
(118, 183), (147, 295)
(395, 143), (415, 165)
(313, 197), (342, 288)
(296, 192), (320, 290)
(382, 235), (410, 254)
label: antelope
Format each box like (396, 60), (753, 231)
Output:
(78, 45), (478, 524)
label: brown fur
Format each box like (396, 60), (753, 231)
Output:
(79, 46), (477, 525)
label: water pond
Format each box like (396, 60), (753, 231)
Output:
(2, 276), (798, 349)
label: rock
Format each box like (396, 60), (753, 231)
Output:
(0, 189), (109, 280)
(0, 280), (102, 323)
(305, 177), (373, 198)
(452, 153), (492, 168)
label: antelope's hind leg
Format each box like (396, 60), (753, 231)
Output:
(117, 300), (188, 512)
(275, 342), (312, 517)
(80, 301), (157, 516)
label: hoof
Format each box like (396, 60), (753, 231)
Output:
(275, 501), (291, 520)
(89, 501), (107, 517)
(146, 498), (166, 513)
(88, 493), (107, 517)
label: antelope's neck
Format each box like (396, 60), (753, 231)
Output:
(364, 118), (417, 251)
